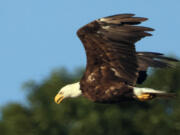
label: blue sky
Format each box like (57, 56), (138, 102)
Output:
(0, 0), (180, 106)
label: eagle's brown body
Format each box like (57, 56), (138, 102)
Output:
(80, 64), (134, 103)
(76, 14), (177, 103)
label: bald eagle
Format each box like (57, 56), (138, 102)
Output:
(55, 14), (178, 104)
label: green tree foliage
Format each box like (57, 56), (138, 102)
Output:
(0, 64), (180, 135)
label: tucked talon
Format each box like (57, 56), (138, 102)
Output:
(136, 93), (153, 101)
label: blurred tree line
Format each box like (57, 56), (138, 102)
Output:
(0, 63), (180, 135)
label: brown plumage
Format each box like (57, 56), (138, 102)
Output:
(76, 14), (178, 103)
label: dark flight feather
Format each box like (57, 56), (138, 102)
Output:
(137, 52), (178, 70)
(136, 52), (179, 84)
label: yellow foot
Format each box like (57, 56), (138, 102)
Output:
(136, 93), (154, 101)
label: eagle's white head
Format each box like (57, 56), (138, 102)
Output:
(54, 82), (82, 104)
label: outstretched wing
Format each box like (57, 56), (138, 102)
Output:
(77, 14), (153, 85)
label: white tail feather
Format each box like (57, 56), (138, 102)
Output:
(133, 87), (175, 98)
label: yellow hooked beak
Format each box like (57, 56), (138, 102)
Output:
(54, 93), (64, 104)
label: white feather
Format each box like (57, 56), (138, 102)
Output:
(99, 17), (106, 22)
(102, 26), (110, 30)
(111, 68), (121, 77)
(133, 87), (166, 96)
